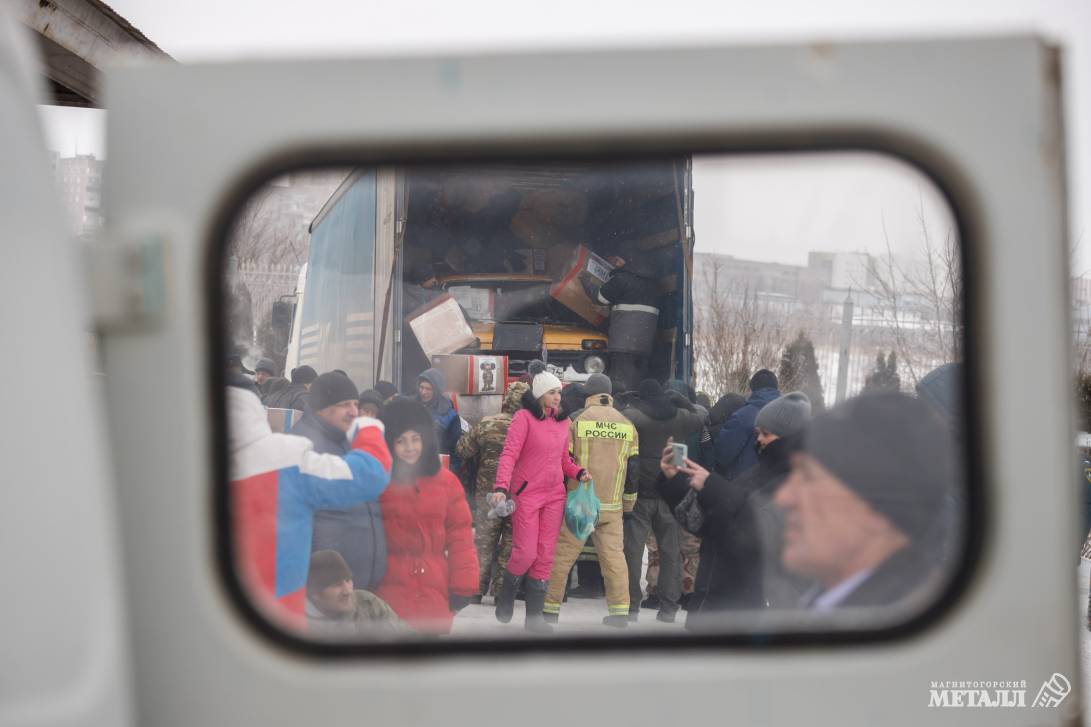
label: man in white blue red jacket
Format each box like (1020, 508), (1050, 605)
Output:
(227, 381), (392, 627)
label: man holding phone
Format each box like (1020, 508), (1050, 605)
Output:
(621, 379), (703, 623)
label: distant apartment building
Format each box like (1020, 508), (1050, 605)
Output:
(55, 154), (104, 238)
(694, 249), (945, 329)
(1072, 276), (1091, 347)
(694, 250), (877, 312)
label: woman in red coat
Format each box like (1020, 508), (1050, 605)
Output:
(376, 398), (479, 634)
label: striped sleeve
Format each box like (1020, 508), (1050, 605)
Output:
(296, 449), (390, 510)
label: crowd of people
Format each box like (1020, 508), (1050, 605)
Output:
(226, 353), (962, 639)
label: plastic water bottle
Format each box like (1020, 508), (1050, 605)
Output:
(487, 497), (516, 519)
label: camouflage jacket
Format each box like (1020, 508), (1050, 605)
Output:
(456, 382), (528, 497)
(305, 590), (407, 640)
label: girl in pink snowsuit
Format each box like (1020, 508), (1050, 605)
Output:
(490, 365), (587, 633)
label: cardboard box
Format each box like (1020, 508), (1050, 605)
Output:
(406, 293), (476, 359)
(446, 285), (493, 321)
(546, 242), (578, 278)
(433, 353), (509, 395)
(266, 407), (303, 434)
(452, 393), (504, 425)
(549, 245), (614, 326)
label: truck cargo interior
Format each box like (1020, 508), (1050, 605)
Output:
(294, 159), (693, 402)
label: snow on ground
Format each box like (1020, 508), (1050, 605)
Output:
(451, 595), (685, 637)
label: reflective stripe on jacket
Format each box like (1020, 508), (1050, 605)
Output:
(569, 394), (639, 512)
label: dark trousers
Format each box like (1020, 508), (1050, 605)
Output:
(624, 496), (681, 615)
(610, 352), (647, 394)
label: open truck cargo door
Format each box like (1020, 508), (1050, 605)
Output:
(88, 35), (1076, 727)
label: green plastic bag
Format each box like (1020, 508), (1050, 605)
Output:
(564, 478), (601, 541)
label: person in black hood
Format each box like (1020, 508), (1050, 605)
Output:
(291, 371), (388, 591)
(560, 381), (586, 420)
(594, 253), (661, 392)
(620, 379), (702, 623)
(265, 365), (317, 411)
(709, 393), (746, 439)
(665, 378), (713, 467)
(658, 391), (813, 628)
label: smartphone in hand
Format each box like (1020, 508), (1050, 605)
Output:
(671, 442), (688, 468)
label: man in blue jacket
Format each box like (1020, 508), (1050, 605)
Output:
(292, 371), (388, 591)
(715, 369), (780, 480)
(416, 367), (464, 473)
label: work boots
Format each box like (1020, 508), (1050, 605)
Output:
(523, 578), (553, 634)
(495, 569), (522, 624)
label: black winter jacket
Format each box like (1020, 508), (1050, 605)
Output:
(264, 382), (310, 412)
(291, 413), (388, 590)
(658, 436), (797, 627)
(596, 268), (660, 309)
(623, 394), (703, 499)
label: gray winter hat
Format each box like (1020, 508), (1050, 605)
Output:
(582, 373), (612, 397)
(755, 391), (812, 438)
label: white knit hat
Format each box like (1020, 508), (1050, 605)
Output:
(531, 370), (563, 399)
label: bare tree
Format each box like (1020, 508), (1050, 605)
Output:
(693, 256), (803, 395)
(222, 173), (345, 356)
(863, 199), (961, 387)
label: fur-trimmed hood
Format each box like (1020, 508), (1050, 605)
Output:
(380, 397), (441, 478)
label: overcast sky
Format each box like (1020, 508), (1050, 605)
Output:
(36, 0), (1090, 269)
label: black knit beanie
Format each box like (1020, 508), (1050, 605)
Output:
(374, 380), (399, 401)
(308, 371), (359, 412)
(307, 550), (353, 592)
(291, 365), (318, 385)
(804, 392), (954, 540)
(750, 369), (778, 391)
(358, 389), (385, 413)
